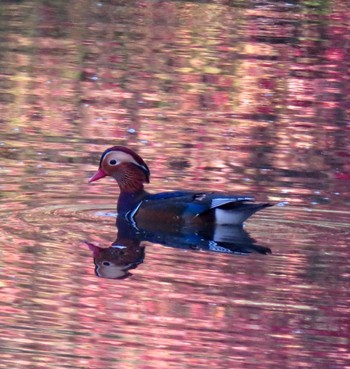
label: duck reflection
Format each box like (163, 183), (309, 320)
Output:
(85, 217), (271, 279)
(84, 219), (146, 279)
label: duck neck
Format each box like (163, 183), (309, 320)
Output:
(114, 163), (148, 214)
(117, 190), (147, 214)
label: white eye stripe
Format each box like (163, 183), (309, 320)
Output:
(138, 164), (149, 172)
(103, 151), (148, 174)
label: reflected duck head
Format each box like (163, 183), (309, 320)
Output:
(89, 146), (150, 192)
(84, 240), (145, 280)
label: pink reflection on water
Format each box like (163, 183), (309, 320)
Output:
(0, 0), (349, 368)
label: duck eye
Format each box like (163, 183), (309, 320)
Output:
(103, 261), (110, 266)
(109, 159), (117, 165)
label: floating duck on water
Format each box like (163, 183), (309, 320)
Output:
(89, 146), (272, 227)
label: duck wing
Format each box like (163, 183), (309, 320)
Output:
(131, 191), (270, 226)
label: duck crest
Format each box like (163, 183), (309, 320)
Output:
(101, 146), (150, 179)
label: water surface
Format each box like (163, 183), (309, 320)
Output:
(0, 1), (349, 368)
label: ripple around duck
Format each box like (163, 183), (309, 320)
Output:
(10, 203), (350, 232)
(18, 204), (117, 225)
(255, 206), (350, 230)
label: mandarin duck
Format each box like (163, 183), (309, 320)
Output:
(89, 146), (272, 226)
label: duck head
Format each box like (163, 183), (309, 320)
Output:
(89, 146), (150, 192)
